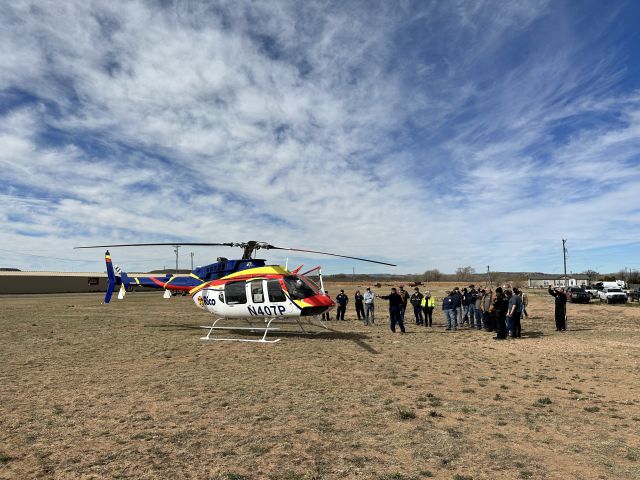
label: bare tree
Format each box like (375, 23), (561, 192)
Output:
(455, 266), (476, 281)
(582, 269), (599, 283)
(618, 269), (629, 282)
(424, 269), (442, 281)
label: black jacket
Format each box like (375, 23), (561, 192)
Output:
(548, 287), (567, 306)
(410, 292), (423, 307)
(381, 292), (403, 307)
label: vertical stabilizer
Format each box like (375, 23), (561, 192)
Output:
(104, 250), (116, 304)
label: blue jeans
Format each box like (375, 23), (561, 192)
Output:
(399, 304), (407, 321)
(364, 303), (375, 325)
(506, 315), (513, 335)
(445, 309), (457, 329)
(474, 307), (482, 328)
(465, 305), (475, 324)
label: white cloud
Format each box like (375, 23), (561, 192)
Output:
(0, 1), (639, 274)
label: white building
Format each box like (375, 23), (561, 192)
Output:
(527, 274), (590, 288)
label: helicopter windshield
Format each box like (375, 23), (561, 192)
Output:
(284, 276), (316, 300)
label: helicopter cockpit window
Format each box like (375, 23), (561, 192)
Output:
(224, 281), (247, 304)
(251, 280), (264, 303)
(266, 279), (286, 302)
(284, 276), (315, 300)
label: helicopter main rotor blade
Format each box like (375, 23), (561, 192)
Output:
(261, 244), (397, 267)
(74, 241), (397, 266)
(74, 242), (236, 249)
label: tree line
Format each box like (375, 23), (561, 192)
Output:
(325, 267), (640, 285)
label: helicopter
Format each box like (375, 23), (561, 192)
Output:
(75, 241), (396, 343)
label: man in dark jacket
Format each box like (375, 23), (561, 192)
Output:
(335, 289), (348, 321)
(322, 291), (331, 321)
(398, 286), (410, 322)
(442, 290), (461, 331)
(548, 286), (567, 331)
(466, 286), (478, 328)
(380, 288), (405, 333)
(480, 288), (494, 331)
(453, 287), (463, 325)
(492, 287), (509, 340)
(410, 287), (424, 325)
(462, 287), (476, 326)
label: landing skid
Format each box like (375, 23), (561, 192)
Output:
(199, 315), (328, 343)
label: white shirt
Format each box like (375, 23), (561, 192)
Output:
(363, 291), (375, 304)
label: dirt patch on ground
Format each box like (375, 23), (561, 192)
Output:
(1, 283), (639, 479)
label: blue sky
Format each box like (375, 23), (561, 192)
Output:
(1, 0), (639, 275)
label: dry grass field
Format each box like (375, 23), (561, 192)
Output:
(1, 282), (639, 480)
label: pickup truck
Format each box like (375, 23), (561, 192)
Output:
(628, 288), (640, 302)
(565, 286), (590, 303)
(584, 285), (601, 298)
(598, 288), (628, 304)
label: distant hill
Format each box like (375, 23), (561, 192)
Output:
(0, 267), (21, 271)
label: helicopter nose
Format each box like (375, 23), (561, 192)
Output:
(299, 293), (334, 316)
(192, 291), (206, 310)
(314, 293), (334, 306)
(299, 292), (334, 307)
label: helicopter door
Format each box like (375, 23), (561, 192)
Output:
(266, 279), (286, 302)
(222, 281), (247, 316)
(249, 280), (264, 304)
(244, 279), (292, 317)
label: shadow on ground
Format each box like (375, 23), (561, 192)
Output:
(145, 323), (381, 354)
(521, 330), (545, 338)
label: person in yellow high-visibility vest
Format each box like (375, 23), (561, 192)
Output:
(421, 291), (435, 327)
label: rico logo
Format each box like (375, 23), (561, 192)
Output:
(202, 296), (216, 306)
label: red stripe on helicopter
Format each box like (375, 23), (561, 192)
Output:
(168, 285), (193, 291)
(147, 276), (193, 291)
(149, 277), (166, 287)
(304, 294), (335, 307)
(207, 273), (284, 286)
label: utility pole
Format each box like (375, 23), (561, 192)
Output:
(487, 265), (492, 287)
(562, 238), (570, 328)
(173, 245), (180, 272)
(190, 252), (194, 271)
(352, 267), (355, 283)
(562, 239), (568, 287)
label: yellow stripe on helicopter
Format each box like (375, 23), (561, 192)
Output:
(187, 266), (291, 296)
(223, 265), (291, 278)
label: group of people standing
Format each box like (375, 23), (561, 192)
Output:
(377, 286), (436, 333)
(441, 285), (529, 339)
(324, 286), (435, 333)
(324, 287), (377, 324)
(324, 284), (535, 339)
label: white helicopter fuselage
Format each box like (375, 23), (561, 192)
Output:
(192, 286), (300, 318)
(189, 265), (334, 321)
